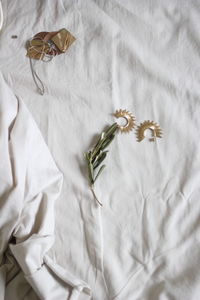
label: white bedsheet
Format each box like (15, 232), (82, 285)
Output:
(1, 0), (200, 299)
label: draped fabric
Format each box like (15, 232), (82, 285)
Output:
(0, 74), (91, 299)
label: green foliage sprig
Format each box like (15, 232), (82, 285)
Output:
(84, 123), (118, 206)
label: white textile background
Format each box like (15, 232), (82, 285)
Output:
(1, 0), (200, 299)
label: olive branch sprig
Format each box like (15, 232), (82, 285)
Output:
(84, 123), (118, 206)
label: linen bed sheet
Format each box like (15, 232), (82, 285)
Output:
(1, 0), (200, 299)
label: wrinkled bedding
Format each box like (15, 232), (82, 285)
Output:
(1, 0), (200, 299)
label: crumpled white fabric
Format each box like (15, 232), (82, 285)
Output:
(0, 1), (3, 31)
(1, 0), (200, 299)
(0, 73), (91, 299)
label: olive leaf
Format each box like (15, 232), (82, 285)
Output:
(101, 134), (115, 150)
(94, 165), (106, 182)
(85, 123), (118, 187)
(93, 151), (108, 169)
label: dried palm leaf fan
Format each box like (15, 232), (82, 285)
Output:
(26, 28), (76, 95)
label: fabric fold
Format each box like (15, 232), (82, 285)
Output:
(24, 255), (91, 300)
(0, 73), (91, 300)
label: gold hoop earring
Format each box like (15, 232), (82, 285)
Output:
(113, 109), (136, 133)
(136, 120), (162, 142)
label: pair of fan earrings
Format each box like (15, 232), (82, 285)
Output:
(113, 109), (162, 142)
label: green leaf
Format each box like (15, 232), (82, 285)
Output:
(88, 151), (92, 159)
(91, 150), (103, 164)
(84, 152), (91, 162)
(92, 132), (106, 151)
(94, 165), (106, 182)
(85, 122), (118, 187)
(93, 151), (107, 169)
(88, 162), (94, 184)
(91, 140), (105, 159)
(91, 124), (117, 159)
(104, 123), (118, 137)
(101, 134), (115, 150)
(101, 132), (105, 140)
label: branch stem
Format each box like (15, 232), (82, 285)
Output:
(90, 185), (103, 207)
